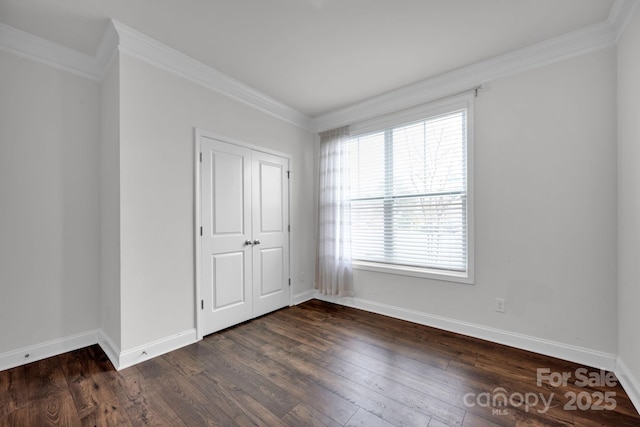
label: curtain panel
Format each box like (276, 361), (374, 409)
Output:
(315, 126), (354, 296)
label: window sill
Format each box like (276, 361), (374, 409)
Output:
(352, 261), (474, 285)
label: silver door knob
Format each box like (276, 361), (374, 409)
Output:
(244, 240), (253, 246)
(253, 240), (261, 245)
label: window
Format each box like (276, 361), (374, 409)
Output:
(348, 97), (473, 283)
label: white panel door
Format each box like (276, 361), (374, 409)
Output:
(252, 151), (290, 317)
(201, 139), (253, 335)
(200, 137), (290, 336)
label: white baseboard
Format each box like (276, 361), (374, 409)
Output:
(97, 330), (121, 370)
(314, 293), (617, 371)
(0, 328), (199, 373)
(0, 330), (99, 372)
(116, 329), (197, 370)
(293, 289), (316, 305)
(616, 357), (640, 413)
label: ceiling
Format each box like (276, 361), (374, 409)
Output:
(0, 0), (615, 118)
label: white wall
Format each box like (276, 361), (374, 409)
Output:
(0, 18), (627, 380)
(349, 48), (618, 357)
(117, 54), (316, 351)
(0, 51), (100, 353)
(617, 5), (640, 395)
(100, 55), (121, 350)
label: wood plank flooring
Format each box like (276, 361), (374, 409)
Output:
(1, 300), (638, 426)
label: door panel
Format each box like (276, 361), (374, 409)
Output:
(212, 252), (246, 309)
(259, 247), (284, 296)
(259, 162), (284, 232)
(213, 152), (245, 234)
(201, 139), (253, 335)
(252, 151), (290, 317)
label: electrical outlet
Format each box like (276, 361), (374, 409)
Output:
(495, 298), (506, 313)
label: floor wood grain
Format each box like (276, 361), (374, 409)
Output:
(1, 300), (638, 426)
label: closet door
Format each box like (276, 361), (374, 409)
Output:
(201, 139), (253, 335)
(252, 151), (290, 317)
(200, 137), (290, 336)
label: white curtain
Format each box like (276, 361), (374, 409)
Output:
(315, 126), (354, 296)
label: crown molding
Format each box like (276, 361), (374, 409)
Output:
(608, 0), (639, 42)
(0, 22), (103, 80)
(111, 20), (314, 130)
(313, 19), (618, 132)
(95, 20), (120, 78)
(1, 1), (636, 133)
(0, 19), (313, 130)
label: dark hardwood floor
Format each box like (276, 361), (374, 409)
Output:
(1, 300), (638, 426)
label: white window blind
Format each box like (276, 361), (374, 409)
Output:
(349, 108), (469, 275)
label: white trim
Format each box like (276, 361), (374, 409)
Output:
(314, 294), (617, 371)
(0, 328), (198, 372)
(349, 93), (473, 137)
(465, 96), (475, 287)
(0, 330), (99, 372)
(194, 129), (204, 341)
(287, 158), (294, 309)
(112, 20), (313, 130)
(0, 23), (103, 80)
(0, 21), (118, 80)
(608, 0), (640, 42)
(294, 289), (316, 305)
(616, 357), (640, 413)
(0, 20), (313, 129)
(95, 21), (120, 79)
(2, 1), (636, 132)
(97, 330), (121, 370)
(117, 329), (197, 371)
(348, 95), (475, 285)
(313, 20), (618, 132)
(194, 128), (294, 340)
(352, 262), (472, 285)
(196, 128), (292, 159)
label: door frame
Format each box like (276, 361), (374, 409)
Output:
(194, 128), (293, 341)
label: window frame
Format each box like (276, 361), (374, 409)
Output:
(348, 94), (475, 284)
